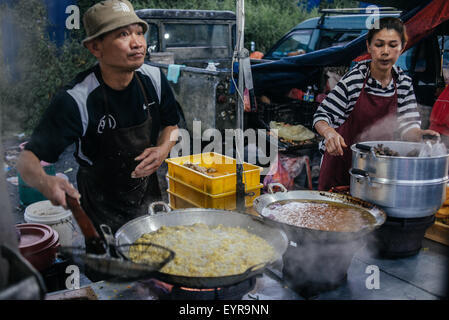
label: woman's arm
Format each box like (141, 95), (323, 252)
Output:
(315, 120), (347, 156)
(313, 75), (352, 156)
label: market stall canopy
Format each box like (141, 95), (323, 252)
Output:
(252, 0), (448, 96)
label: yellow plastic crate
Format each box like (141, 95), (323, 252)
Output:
(165, 152), (262, 195)
(168, 192), (195, 210)
(166, 175), (262, 210)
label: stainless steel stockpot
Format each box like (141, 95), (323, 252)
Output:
(350, 141), (449, 218)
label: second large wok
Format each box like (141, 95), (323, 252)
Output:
(253, 183), (387, 243)
(114, 202), (289, 288)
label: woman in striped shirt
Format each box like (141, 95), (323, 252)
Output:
(313, 17), (439, 191)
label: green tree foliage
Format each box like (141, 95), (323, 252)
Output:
(0, 0), (359, 134)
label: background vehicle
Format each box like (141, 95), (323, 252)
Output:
(252, 0), (449, 124)
(137, 9), (238, 137)
(264, 9), (401, 58)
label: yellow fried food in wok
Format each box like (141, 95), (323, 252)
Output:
(128, 223), (275, 277)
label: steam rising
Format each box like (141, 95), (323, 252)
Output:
(354, 113), (398, 143)
(281, 229), (367, 298)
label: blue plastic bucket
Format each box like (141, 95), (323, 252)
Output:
(18, 163), (56, 206)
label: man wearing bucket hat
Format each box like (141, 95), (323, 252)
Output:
(18, 1), (179, 242)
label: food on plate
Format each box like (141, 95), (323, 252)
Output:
(129, 223), (275, 277)
(262, 200), (375, 232)
(183, 162), (218, 176)
(269, 121), (315, 141)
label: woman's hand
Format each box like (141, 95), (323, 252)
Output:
(420, 129), (440, 139)
(323, 127), (348, 156)
(315, 121), (347, 156)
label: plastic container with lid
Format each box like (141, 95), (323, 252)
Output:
(17, 223), (60, 272)
(24, 200), (74, 248)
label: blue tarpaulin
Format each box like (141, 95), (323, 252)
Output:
(43, 0), (78, 47)
(0, 0), (77, 81)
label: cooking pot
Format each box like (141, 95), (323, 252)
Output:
(252, 183), (386, 297)
(114, 202), (289, 288)
(350, 141), (449, 218)
(252, 183), (386, 243)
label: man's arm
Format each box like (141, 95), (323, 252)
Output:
(132, 125), (179, 178)
(17, 150), (80, 209)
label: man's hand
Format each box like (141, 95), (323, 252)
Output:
(323, 127), (347, 156)
(131, 125), (179, 179)
(40, 175), (81, 209)
(131, 146), (167, 179)
(17, 150), (80, 210)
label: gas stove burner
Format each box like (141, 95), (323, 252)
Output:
(283, 272), (348, 299)
(367, 215), (436, 259)
(142, 277), (257, 300)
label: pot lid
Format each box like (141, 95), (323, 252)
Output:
(17, 223), (55, 255)
(24, 200), (72, 223)
(31, 229), (60, 255)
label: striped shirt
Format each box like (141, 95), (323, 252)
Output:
(313, 60), (421, 153)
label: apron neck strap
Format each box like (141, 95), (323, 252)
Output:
(100, 72), (151, 116)
(363, 64), (398, 92)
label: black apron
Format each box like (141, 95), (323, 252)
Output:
(77, 73), (162, 235)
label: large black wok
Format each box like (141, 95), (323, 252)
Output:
(114, 202), (289, 288)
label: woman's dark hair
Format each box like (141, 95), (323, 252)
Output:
(367, 17), (408, 46)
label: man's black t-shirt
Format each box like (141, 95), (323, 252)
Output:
(25, 63), (179, 166)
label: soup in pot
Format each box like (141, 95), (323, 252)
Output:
(262, 200), (376, 232)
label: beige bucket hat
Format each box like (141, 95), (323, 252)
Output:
(82, 0), (148, 46)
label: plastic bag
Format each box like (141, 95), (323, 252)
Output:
(263, 155), (294, 190)
(263, 155), (309, 191)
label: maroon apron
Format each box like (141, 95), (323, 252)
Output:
(318, 70), (398, 191)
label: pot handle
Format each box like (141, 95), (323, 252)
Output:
(355, 143), (372, 152)
(99, 224), (119, 258)
(268, 183), (288, 194)
(148, 201), (171, 216)
(66, 194), (106, 255)
(349, 168), (370, 179)
(422, 134), (441, 142)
